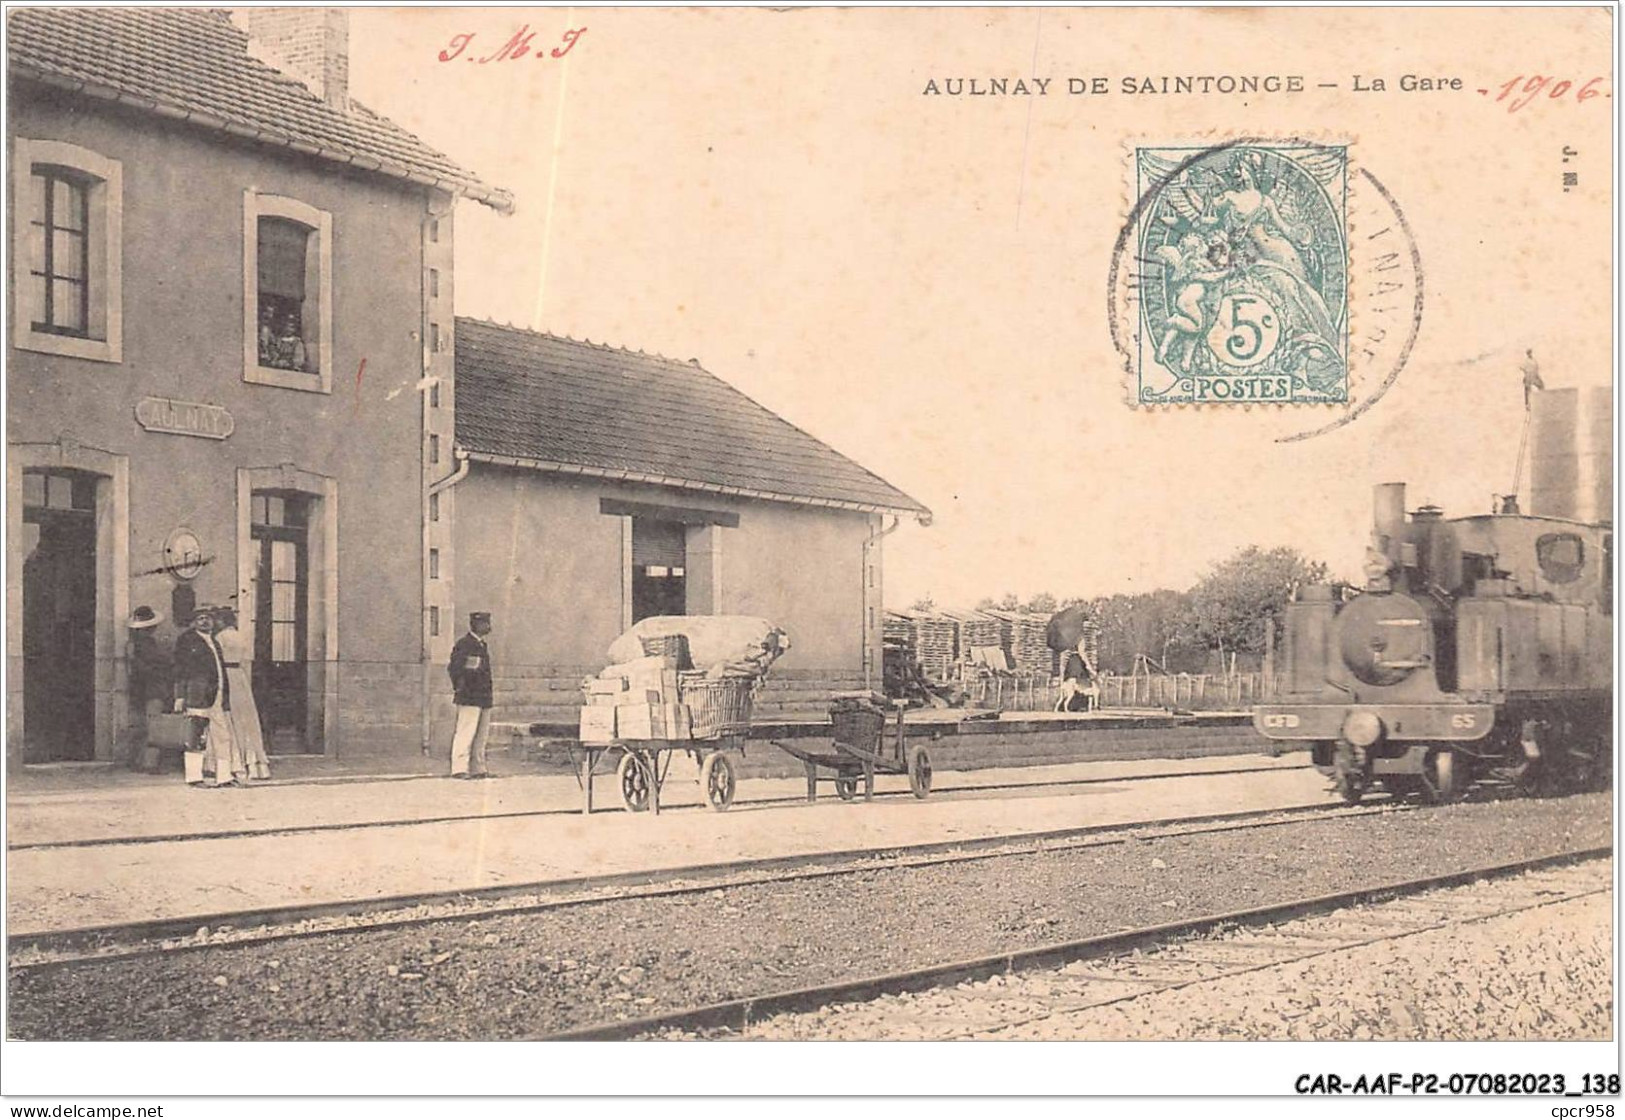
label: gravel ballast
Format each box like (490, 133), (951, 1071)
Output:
(8, 792), (1610, 1040)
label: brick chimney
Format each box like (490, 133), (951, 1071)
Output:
(231, 7), (350, 111)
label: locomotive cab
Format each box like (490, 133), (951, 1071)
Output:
(1256, 480), (1612, 804)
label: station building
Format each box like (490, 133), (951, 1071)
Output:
(6, 8), (926, 770)
(447, 319), (931, 730)
(6, 7), (511, 766)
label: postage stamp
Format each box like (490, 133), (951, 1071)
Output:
(1131, 143), (1350, 405)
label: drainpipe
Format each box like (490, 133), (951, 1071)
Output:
(421, 443), (470, 754)
(862, 514), (904, 690)
(429, 443), (471, 495)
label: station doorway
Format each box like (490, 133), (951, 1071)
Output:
(21, 469), (97, 761)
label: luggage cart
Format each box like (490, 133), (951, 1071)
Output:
(769, 692), (934, 802)
(572, 675), (757, 815)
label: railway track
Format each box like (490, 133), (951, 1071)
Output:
(7, 758), (1309, 853)
(10, 796), (1385, 968)
(543, 846), (1613, 1041)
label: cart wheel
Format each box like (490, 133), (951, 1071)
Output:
(906, 746), (933, 799)
(834, 774), (859, 801)
(700, 752), (736, 812)
(618, 751), (652, 812)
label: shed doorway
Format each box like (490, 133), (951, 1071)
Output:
(631, 517), (686, 622)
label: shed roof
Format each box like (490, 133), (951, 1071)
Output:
(454, 318), (929, 519)
(7, 7), (512, 212)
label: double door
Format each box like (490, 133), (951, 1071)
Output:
(251, 493), (309, 753)
(21, 471), (97, 761)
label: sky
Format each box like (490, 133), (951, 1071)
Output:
(348, 6), (1613, 611)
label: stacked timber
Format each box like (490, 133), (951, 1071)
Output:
(959, 611), (1005, 660)
(1006, 612), (1057, 676)
(883, 610), (917, 655)
(913, 615), (958, 679)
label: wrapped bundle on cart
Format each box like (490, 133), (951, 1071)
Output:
(577, 616), (788, 813)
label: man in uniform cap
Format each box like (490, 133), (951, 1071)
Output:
(447, 611), (494, 779)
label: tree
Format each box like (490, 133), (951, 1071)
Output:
(909, 594), (936, 613)
(995, 592), (1020, 611)
(1185, 545), (1329, 657)
(974, 596), (996, 612)
(1025, 591), (1058, 615)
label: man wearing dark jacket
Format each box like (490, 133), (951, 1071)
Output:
(448, 611), (494, 779)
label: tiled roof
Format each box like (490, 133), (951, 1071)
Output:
(7, 7), (512, 212)
(454, 318), (930, 518)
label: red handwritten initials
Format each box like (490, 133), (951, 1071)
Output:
(437, 26), (588, 64)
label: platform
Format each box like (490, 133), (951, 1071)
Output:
(6, 755), (1328, 938)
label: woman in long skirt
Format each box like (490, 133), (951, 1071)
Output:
(214, 608), (271, 781)
(177, 608), (247, 787)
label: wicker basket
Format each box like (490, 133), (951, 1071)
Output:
(681, 676), (755, 739)
(829, 704), (886, 753)
(639, 633), (694, 669)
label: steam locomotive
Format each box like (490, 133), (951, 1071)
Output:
(1254, 476), (1613, 804)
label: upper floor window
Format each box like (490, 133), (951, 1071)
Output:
(10, 139), (122, 364)
(243, 192), (332, 393)
(31, 168), (91, 336)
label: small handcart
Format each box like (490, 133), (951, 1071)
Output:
(770, 692), (934, 802)
(570, 673), (757, 815)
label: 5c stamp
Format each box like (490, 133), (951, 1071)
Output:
(1133, 143), (1349, 404)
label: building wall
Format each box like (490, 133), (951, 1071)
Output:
(7, 92), (430, 761)
(452, 468), (876, 717)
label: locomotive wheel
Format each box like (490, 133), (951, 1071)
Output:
(906, 746), (933, 799)
(618, 751), (652, 813)
(1332, 742), (1366, 806)
(1334, 769), (1365, 806)
(834, 774), (859, 801)
(1422, 747), (1462, 804)
(700, 752), (736, 812)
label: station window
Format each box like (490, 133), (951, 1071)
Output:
(12, 138), (122, 363)
(430, 434), (441, 465)
(429, 548), (440, 580)
(244, 192), (331, 392)
(631, 518), (687, 622)
(22, 470), (95, 512)
(429, 605), (440, 637)
(429, 268), (440, 299)
(1536, 532), (1585, 585)
(429, 492), (440, 523)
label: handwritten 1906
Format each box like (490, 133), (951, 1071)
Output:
(438, 25), (588, 65)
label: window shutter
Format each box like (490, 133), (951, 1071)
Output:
(258, 218), (309, 300)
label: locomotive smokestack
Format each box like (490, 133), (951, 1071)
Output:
(1374, 483), (1407, 560)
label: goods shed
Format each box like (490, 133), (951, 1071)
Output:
(440, 319), (930, 736)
